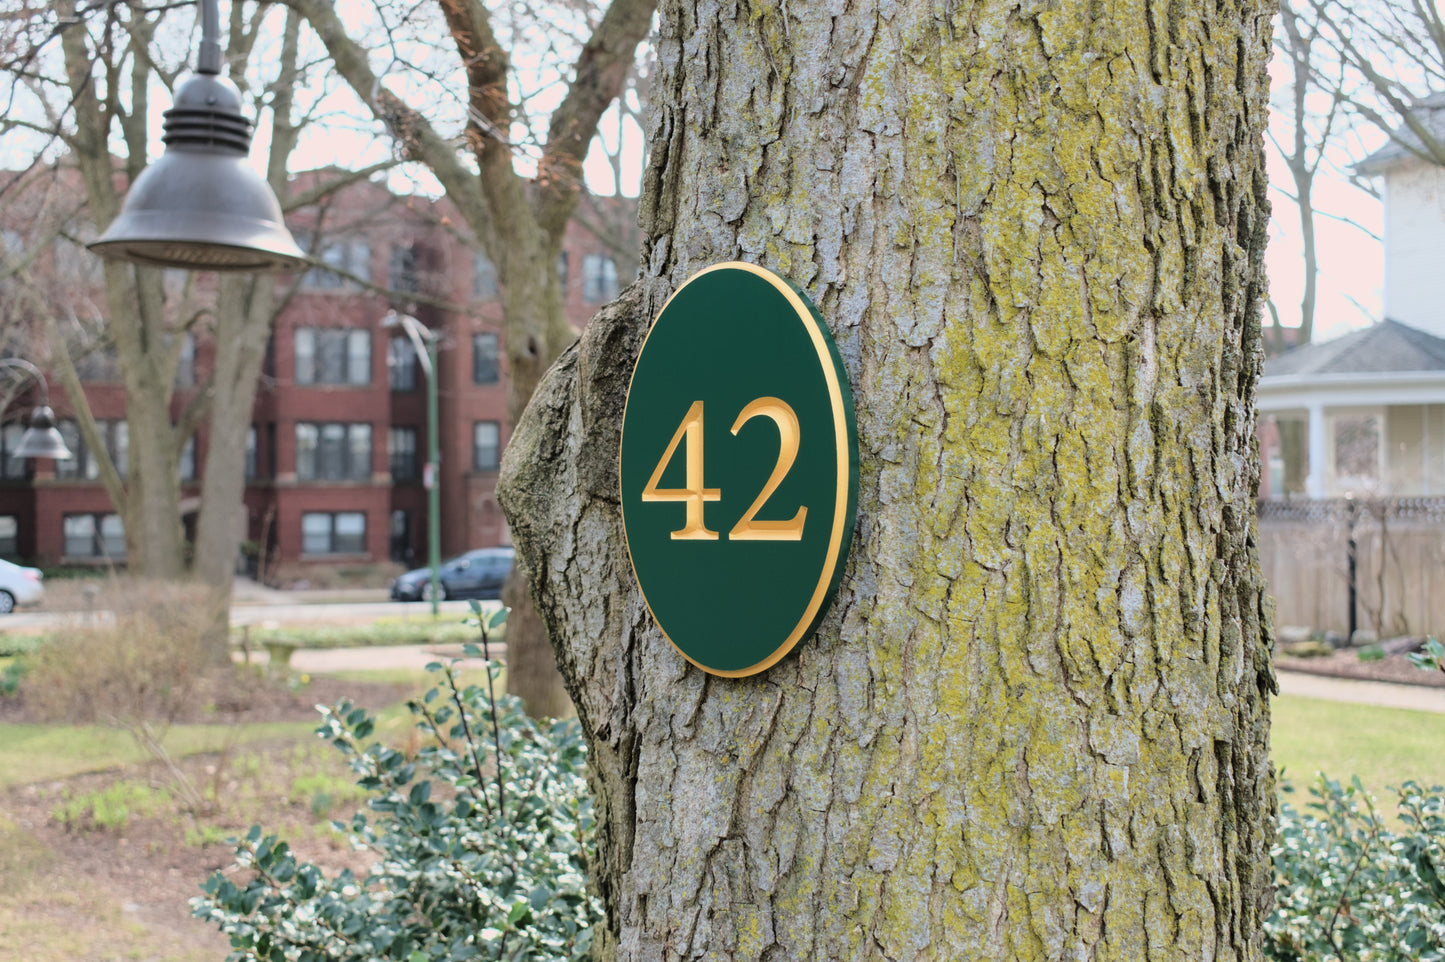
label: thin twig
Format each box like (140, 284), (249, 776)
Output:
(414, 688), (492, 816)
(476, 615), (513, 962)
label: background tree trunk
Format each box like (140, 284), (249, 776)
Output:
(500, 0), (1277, 957)
(292, 0), (655, 717)
(191, 8), (305, 660)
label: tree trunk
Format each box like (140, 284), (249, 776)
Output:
(192, 273), (277, 660)
(496, 221), (577, 716)
(59, 0), (187, 577)
(191, 8), (306, 660)
(499, 0), (1277, 957)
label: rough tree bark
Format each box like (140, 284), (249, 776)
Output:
(499, 0), (1278, 957)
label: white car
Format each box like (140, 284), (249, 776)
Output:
(0, 559), (44, 614)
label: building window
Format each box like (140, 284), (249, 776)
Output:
(474, 251), (498, 299)
(474, 420), (501, 471)
(557, 251), (569, 291)
(113, 422), (128, 479)
(390, 243), (420, 294)
(389, 509), (412, 563)
(55, 419), (127, 480)
(473, 332), (499, 385)
(244, 426), (258, 480)
(389, 426), (419, 481)
(63, 512), (125, 559)
(300, 235), (370, 289)
(388, 337), (418, 391)
(175, 333), (196, 388)
(179, 436), (196, 482)
(583, 254), (618, 303)
(56, 421), (84, 478)
(52, 228), (103, 286)
(0, 229), (21, 265)
(74, 342), (121, 382)
(296, 422), (372, 481)
(1, 424), (28, 479)
(1333, 413), (1381, 494)
(302, 511), (367, 555)
(295, 328), (371, 386)
(0, 516), (17, 556)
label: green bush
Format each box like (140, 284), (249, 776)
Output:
(1267, 776), (1445, 961)
(0, 658), (26, 698)
(194, 609), (600, 962)
(1357, 644), (1386, 663)
(0, 634), (44, 658)
(1408, 637), (1444, 674)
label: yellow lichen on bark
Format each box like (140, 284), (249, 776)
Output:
(500, 0), (1276, 956)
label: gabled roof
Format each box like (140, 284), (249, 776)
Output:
(1264, 319), (1445, 377)
(1357, 92), (1445, 175)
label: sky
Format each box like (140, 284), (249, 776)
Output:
(5, 9), (1390, 344)
(1262, 117), (1386, 345)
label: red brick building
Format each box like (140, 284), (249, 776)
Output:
(0, 169), (635, 577)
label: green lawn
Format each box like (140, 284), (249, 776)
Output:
(3, 675), (1438, 802)
(0, 662), (504, 790)
(1271, 694), (1445, 803)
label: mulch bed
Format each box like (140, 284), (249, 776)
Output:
(1276, 649), (1445, 688)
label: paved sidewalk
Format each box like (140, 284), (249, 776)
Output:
(1277, 669), (1445, 714)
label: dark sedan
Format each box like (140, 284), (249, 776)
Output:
(389, 547), (515, 602)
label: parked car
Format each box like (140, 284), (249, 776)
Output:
(390, 547), (515, 602)
(0, 559), (44, 614)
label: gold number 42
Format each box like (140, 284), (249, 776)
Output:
(641, 398), (807, 541)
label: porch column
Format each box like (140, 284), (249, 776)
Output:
(1306, 402), (1327, 498)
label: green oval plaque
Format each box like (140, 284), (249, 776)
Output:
(620, 263), (859, 676)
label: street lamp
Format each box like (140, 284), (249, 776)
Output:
(87, 0), (305, 271)
(382, 311), (442, 617)
(0, 358), (73, 461)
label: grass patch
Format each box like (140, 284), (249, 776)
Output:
(320, 665), (505, 689)
(233, 614), (500, 650)
(1271, 694), (1445, 802)
(6, 610), (504, 660)
(0, 636), (44, 658)
(0, 721), (316, 790)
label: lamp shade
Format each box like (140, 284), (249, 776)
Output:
(89, 73), (306, 273)
(12, 405), (72, 460)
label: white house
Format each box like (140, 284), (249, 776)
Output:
(1259, 104), (1445, 499)
(1258, 321), (1445, 497)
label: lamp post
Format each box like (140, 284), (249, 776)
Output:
(382, 312), (441, 617)
(87, 0), (305, 271)
(0, 358), (74, 461)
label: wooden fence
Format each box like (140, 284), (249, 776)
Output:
(1257, 498), (1445, 637)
